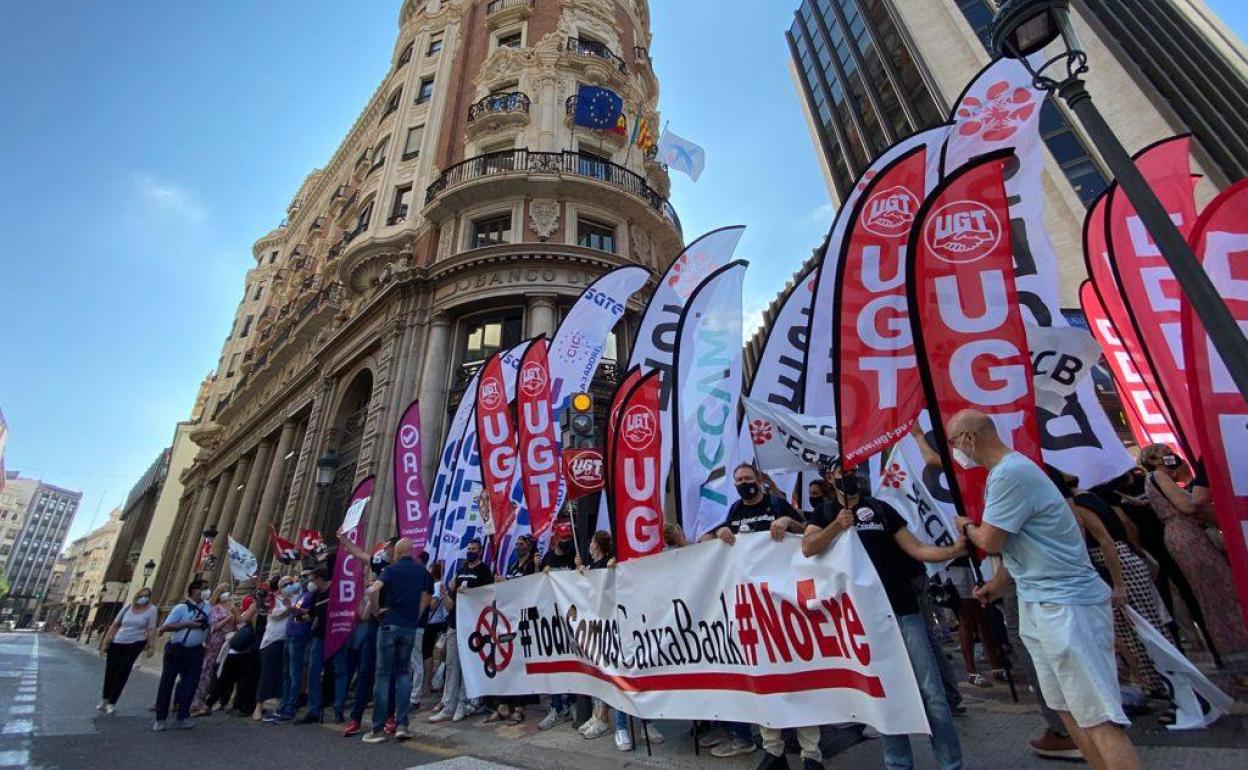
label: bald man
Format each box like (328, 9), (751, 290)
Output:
(949, 410), (1142, 770)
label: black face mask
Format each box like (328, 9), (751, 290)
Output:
(736, 482), (760, 500)
(834, 473), (861, 498)
(466, 550), (482, 563)
(809, 494), (824, 508)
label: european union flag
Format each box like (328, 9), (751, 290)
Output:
(574, 85), (623, 131)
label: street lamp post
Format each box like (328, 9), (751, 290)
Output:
(991, 0), (1248, 403)
(142, 559), (156, 588)
(313, 448), (339, 536)
(201, 524), (219, 577)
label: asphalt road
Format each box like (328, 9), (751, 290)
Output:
(0, 631), (507, 770)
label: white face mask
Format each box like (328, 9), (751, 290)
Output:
(952, 447), (979, 470)
(200, 589), (213, 601)
(135, 596), (151, 606)
(220, 592), (231, 602)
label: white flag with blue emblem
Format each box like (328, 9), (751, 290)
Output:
(657, 129), (706, 182)
(226, 536), (258, 582)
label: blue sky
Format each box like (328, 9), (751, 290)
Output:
(1, 0), (1245, 544)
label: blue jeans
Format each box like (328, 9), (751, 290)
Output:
(279, 636), (309, 716)
(335, 622), (378, 721)
(550, 694), (572, 712)
(372, 624), (418, 731)
(305, 637), (326, 715)
(154, 644), (204, 722)
(883, 613), (964, 770)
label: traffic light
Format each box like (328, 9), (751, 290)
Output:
(568, 392), (595, 448)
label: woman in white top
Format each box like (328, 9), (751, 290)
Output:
(253, 576), (297, 720)
(97, 586), (158, 714)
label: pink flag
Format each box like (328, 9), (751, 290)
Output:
(393, 399), (430, 554)
(324, 476), (373, 660)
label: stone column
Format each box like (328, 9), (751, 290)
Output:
(280, 378), (336, 536)
(154, 483), (208, 606)
(527, 294), (558, 339)
(416, 313), (453, 485)
(368, 309), (423, 546)
(231, 439), (273, 545)
(210, 457), (252, 582)
(248, 420), (299, 556)
(175, 473), (228, 596)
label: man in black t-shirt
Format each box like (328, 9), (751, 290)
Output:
(429, 539), (494, 724)
(704, 464), (804, 545)
(296, 566), (333, 723)
(802, 460), (966, 770)
(540, 520), (578, 573)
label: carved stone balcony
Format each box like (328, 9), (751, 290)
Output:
(566, 37), (626, 74)
(485, 0), (532, 29)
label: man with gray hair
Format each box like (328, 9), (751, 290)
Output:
(949, 410), (1141, 770)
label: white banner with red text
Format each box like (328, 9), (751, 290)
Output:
(456, 532), (929, 733)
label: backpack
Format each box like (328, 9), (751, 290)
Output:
(228, 621), (255, 653)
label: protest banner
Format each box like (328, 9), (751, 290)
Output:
(325, 476), (373, 659)
(393, 399), (430, 553)
(612, 370), (664, 562)
(456, 532), (928, 733)
(516, 338), (560, 540)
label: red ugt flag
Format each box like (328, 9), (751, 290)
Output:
(516, 338), (561, 539)
(908, 151), (1042, 522)
(613, 370), (664, 561)
(476, 351), (519, 564)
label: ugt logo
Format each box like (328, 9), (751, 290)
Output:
(926, 200), (1001, 265)
(519, 361), (547, 398)
(862, 186), (919, 238)
(621, 405), (656, 451)
(480, 377), (504, 409)
(467, 602), (516, 679)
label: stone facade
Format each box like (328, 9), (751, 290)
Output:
(155, 0), (679, 607)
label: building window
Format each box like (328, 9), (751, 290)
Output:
(239, 315), (254, 338)
(577, 150), (610, 180)
(269, 250), (278, 264)
(427, 32), (444, 56)
(498, 30), (522, 49)
(371, 135), (390, 170)
(227, 354), (240, 378)
(252, 282), (264, 301)
(577, 217), (616, 253)
(355, 199), (374, 235)
(382, 88), (401, 119)
(416, 77), (435, 105)
(462, 313), (523, 367)
(402, 125), (424, 160)
(470, 213), (512, 249)
(389, 185), (413, 225)
(398, 42), (414, 68)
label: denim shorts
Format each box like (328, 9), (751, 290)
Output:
(1019, 599), (1129, 729)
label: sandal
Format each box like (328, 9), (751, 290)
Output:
(508, 709), (525, 725)
(481, 710), (505, 724)
(967, 673), (992, 688)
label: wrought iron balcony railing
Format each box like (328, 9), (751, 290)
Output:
(467, 92), (530, 123)
(486, 0), (532, 16)
(426, 148), (679, 233)
(566, 37), (627, 73)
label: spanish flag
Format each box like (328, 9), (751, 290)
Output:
(610, 112), (628, 136)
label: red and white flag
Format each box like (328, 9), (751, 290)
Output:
(1181, 179), (1248, 629)
(834, 145), (928, 467)
(601, 365), (643, 530)
(195, 536), (213, 571)
(564, 448), (605, 501)
(299, 528), (325, 556)
(516, 338), (561, 540)
(908, 152), (1042, 522)
(476, 350), (519, 567)
(612, 370), (664, 562)
(269, 525), (300, 564)
(1101, 137), (1200, 457)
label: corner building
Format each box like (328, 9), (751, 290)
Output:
(155, 0), (679, 605)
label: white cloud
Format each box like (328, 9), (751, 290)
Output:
(742, 292), (771, 343)
(132, 172), (207, 222)
(808, 201), (835, 223)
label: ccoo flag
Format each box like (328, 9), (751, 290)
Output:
(672, 261), (747, 539)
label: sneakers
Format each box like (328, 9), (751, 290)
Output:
(269, 712), (293, 725)
(428, 708), (451, 723)
(711, 736), (757, 758)
(361, 731), (387, 744)
(395, 727), (413, 741)
(615, 727), (633, 751)
(170, 718), (197, 730)
(753, 753), (791, 770)
(698, 727), (729, 748)
(152, 721), (167, 732)
(577, 716), (601, 736)
(96, 701), (106, 711)
(1028, 730), (1082, 760)
(583, 717), (610, 740)
(802, 759), (823, 770)
(451, 705), (467, 723)
(644, 723), (665, 744)
(343, 719), (362, 737)
(296, 711), (321, 725)
(104, 704), (116, 716)
(384, 715), (397, 734)
(538, 708), (571, 730)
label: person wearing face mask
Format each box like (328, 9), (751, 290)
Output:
(254, 576), (298, 721)
(704, 464), (805, 546)
(294, 566), (334, 724)
(429, 538), (493, 724)
(802, 458), (968, 770)
(190, 583), (237, 717)
(270, 569), (321, 724)
(153, 580), (213, 731)
(97, 586), (158, 714)
(952, 410), (1142, 770)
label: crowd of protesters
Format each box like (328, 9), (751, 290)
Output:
(91, 408), (1246, 770)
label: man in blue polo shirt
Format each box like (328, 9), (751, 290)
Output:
(359, 537), (432, 744)
(154, 579), (212, 731)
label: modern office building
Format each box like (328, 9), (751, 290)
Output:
(786, 0), (1247, 306)
(0, 475), (82, 627)
(154, 0), (679, 605)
